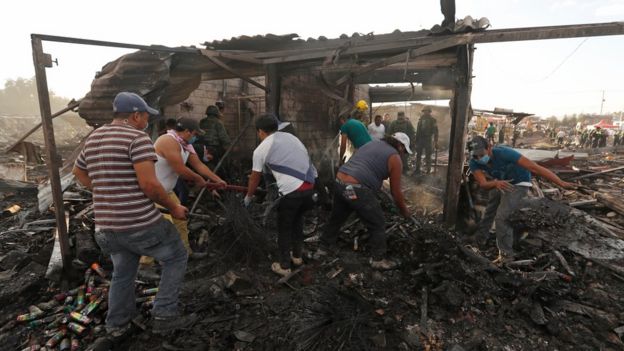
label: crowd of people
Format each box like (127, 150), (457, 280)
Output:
(71, 93), (444, 340)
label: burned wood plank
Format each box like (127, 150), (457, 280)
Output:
(553, 250), (575, 277)
(469, 21), (624, 44)
(444, 45), (474, 225)
(595, 193), (624, 217)
(569, 165), (624, 180)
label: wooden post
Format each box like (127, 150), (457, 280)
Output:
(265, 64), (281, 115)
(31, 35), (71, 276)
(443, 44), (474, 225)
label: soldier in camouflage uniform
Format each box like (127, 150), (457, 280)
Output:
(194, 105), (231, 168)
(413, 107), (439, 174)
(388, 111), (416, 174)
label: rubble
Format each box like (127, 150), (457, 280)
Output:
(1, 130), (624, 350)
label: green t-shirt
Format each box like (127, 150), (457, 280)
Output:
(486, 125), (496, 136)
(340, 119), (372, 148)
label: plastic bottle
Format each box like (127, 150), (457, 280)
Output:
(90, 262), (107, 279)
(67, 322), (86, 335)
(45, 328), (67, 348)
(141, 287), (159, 296)
(69, 311), (91, 325)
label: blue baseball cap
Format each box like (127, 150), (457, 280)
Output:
(113, 92), (159, 115)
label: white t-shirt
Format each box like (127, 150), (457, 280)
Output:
(557, 131), (566, 138)
(252, 133), (304, 195)
(368, 122), (385, 140)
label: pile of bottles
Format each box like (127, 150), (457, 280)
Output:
(14, 262), (158, 351)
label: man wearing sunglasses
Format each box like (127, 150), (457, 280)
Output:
(468, 136), (576, 263)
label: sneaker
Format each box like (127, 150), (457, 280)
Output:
(370, 258), (398, 270)
(271, 262), (291, 277)
(152, 313), (198, 334)
(291, 253), (303, 266)
(312, 248), (328, 260)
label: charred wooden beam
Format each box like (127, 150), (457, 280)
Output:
(265, 64), (281, 115)
(469, 21), (624, 44)
(444, 44), (474, 225)
(368, 85), (453, 102)
(200, 50), (268, 92)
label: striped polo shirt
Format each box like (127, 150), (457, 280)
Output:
(75, 124), (162, 232)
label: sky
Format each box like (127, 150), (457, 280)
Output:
(1, 0), (623, 117)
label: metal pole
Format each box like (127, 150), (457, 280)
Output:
(600, 90), (605, 115)
(31, 35), (71, 276)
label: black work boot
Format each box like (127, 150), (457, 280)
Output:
(152, 313), (198, 334)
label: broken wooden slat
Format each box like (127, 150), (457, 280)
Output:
(553, 250), (575, 277)
(569, 165), (624, 181)
(595, 193), (624, 217)
(568, 199), (598, 207)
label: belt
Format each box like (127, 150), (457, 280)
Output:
(335, 178), (362, 188)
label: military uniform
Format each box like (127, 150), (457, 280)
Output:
(388, 115), (416, 173)
(413, 113), (438, 174)
(195, 115), (231, 167)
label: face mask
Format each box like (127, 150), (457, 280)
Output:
(476, 155), (490, 165)
(188, 135), (198, 144)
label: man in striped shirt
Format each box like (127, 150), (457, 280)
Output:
(73, 92), (196, 336)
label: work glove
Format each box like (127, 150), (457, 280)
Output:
(243, 195), (253, 208)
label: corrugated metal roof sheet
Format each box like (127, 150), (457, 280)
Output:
(205, 29), (432, 51)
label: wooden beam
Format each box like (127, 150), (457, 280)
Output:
(443, 44), (474, 225)
(469, 21), (624, 44)
(283, 52), (457, 76)
(265, 64), (281, 115)
(200, 49), (268, 92)
(354, 68), (455, 86)
(200, 48), (263, 65)
(31, 35), (71, 276)
(334, 36), (469, 86)
(368, 85), (453, 102)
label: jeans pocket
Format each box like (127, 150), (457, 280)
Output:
(125, 225), (165, 251)
(94, 231), (113, 255)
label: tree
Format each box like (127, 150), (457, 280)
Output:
(0, 77), (69, 116)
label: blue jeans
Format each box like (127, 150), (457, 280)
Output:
(94, 218), (188, 329)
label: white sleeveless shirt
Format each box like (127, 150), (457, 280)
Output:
(154, 134), (190, 193)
